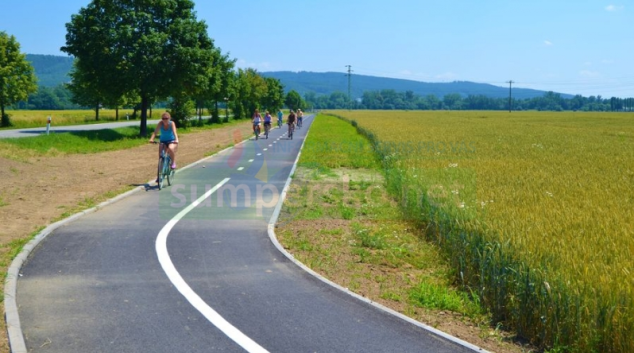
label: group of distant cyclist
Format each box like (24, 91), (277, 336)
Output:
(251, 108), (303, 138)
(148, 108), (305, 186)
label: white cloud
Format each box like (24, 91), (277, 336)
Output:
(605, 5), (624, 11)
(601, 59), (614, 64)
(579, 70), (601, 78)
(544, 40), (553, 46)
(583, 61), (592, 66)
(435, 72), (458, 81)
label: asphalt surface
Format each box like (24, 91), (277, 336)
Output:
(16, 117), (480, 352)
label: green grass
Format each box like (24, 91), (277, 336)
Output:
(410, 281), (482, 317)
(299, 115), (381, 170)
(1, 126), (153, 155)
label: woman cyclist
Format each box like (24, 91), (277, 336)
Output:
(252, 108), (262, 135)
(263, 110), (272, 135)
(149, 112), (179, 170)
(297, 109), (304, 128)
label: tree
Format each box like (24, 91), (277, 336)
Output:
(261, 77), (285, 112)
(443, 93), (463, 110)
(285, 90), (305, 110)
(62, 0), (216, 136)
(233, 68), (267, 119)
(0, 31), (38, 126)
(204, 51), (235, 123)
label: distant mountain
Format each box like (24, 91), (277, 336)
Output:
(261, 71), (574, 100)
(24, 54), (572, 99)
(26, 54), (74, 87)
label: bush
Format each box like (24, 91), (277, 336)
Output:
(168, 97), (194, 128)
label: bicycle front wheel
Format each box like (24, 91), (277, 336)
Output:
(164, 156), (172, 187)
(157, 157), (165, 190)
(166, 157), (174, 186)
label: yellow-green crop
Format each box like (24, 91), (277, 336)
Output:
(327, 110), (634, 352)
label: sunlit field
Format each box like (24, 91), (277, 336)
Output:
(2, 109), (140, 129)
(327, 110), (634, 352)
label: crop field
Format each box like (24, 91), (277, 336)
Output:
(327, 110), (634, 352)
(2, 109), (138, 129)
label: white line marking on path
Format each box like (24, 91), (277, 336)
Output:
(156, 178), (269, 353)
(257, 153), (262, 156)
(248, 159), (254, 163)
(237, 167), (244, 171)
(263, 148), (267, 151)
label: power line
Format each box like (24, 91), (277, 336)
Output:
(506, 80), (514, 112)
(345, 65), (353, 108)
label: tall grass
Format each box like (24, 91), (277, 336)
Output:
(327, 110), (634, 352)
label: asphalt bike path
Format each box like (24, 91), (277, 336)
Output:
(15, 117), (482, 352)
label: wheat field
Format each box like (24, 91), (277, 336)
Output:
(328, 110), (634, 352)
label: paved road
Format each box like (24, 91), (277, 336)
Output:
(16, 117), (481, 352)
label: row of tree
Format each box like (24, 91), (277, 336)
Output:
(2, 1), (308, 132)
(305, 89), (634, 112)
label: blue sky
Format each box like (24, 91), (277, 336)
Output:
(2, 0), (633, 98)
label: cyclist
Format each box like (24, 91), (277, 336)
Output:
(149, 112), (179, 170)
(287, 110), (296, 136)
(263, 111), (272, 135)
(252, 108), (262, 135)
(297, 109), (303, 128)
(277, 109), (284, 128)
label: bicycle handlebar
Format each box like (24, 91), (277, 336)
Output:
(149, 141), (178, 144)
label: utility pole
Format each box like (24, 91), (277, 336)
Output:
(506, 80), (514, 112)
(345, 65), (353, 109)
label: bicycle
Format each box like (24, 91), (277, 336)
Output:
(152, 142), (176, 190)
(297, 118), (302, 129)
(264, 123), (270, 139)
(277, 119), (282, 129)
(254, 124), (261, 140)
(288, 122), (295, 140)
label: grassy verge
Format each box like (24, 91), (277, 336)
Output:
(276, 115), (515, 347)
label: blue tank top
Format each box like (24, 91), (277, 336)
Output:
(160, 121), (175, 142)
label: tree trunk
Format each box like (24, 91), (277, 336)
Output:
(0, 104), (6, 127)
(140, 95), (149, 136)
(116, 107), (119, 120)
(95, 104), (100, 121)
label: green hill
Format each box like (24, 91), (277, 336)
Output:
(261, 71), (573, 100)
(24, 54), (571, 99)
(26, 54), (74, 87)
